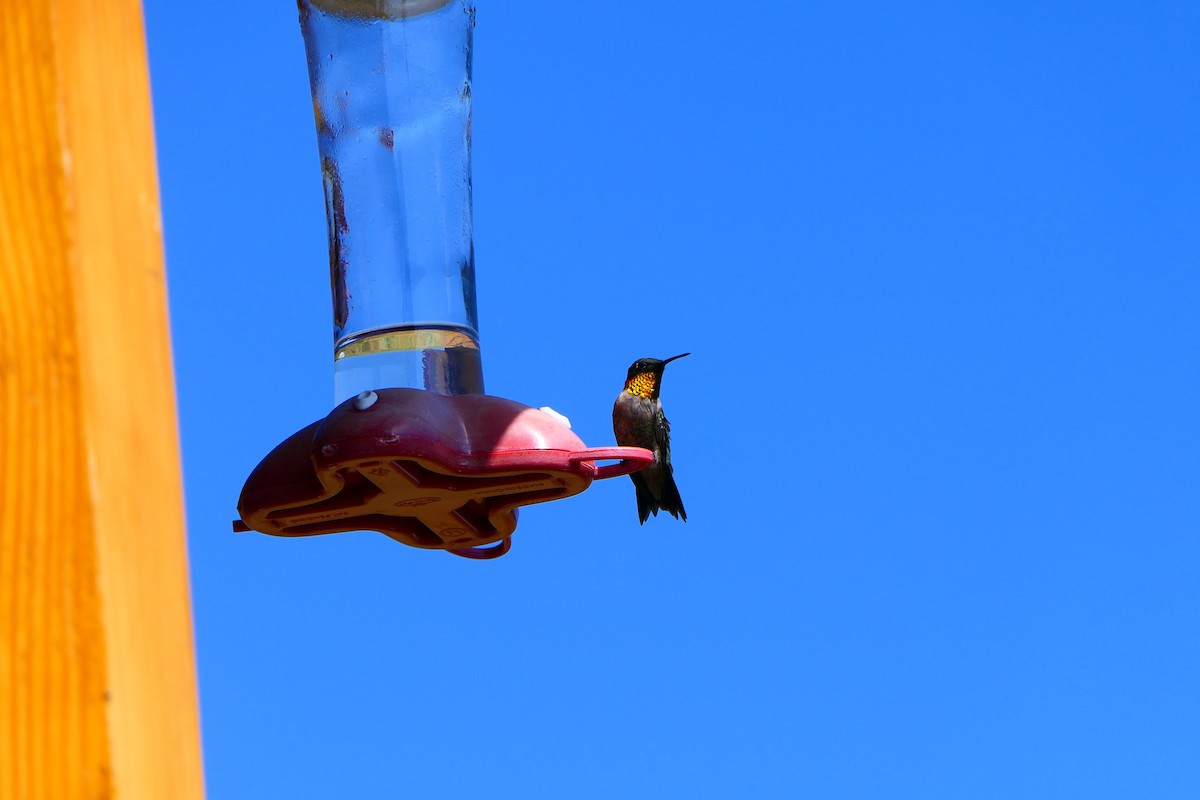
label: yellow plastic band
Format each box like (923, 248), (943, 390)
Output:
(336, 328), (479, 360)
(306, 0), (456, 19)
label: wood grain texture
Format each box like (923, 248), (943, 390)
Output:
(0, 1), (205, 797)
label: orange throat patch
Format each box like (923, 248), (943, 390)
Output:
(625, 371), (657, 399)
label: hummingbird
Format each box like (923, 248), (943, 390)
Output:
(612, 353), (689, 524)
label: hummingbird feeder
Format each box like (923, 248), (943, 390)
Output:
(234, 0), (651, 558)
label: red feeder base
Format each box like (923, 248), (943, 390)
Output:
(234, 389), (651, 558)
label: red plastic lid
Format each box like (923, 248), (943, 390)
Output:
(234, 389), (651, 558)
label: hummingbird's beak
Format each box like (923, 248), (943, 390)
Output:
(663, 353), (690, 365)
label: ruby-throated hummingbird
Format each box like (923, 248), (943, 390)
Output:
(612, 353), (689, 524)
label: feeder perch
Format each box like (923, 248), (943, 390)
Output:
(234, 0), (649, 557)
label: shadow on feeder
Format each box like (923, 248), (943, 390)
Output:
(233, 0), (651, 558)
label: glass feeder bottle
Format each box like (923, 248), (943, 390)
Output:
(299, 0), (482, 403)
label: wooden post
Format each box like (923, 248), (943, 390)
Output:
(0, 1), (206, 798)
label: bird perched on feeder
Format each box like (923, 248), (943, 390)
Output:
(612, 353), (689, 524)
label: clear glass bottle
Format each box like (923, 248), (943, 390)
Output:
(299, 0), (483, 402)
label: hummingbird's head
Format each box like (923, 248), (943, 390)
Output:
(623, 353), (689, 399)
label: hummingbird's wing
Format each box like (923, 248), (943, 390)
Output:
(655, 407), (687, 522)
(656, 408), (673, 464)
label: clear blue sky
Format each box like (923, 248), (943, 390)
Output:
(144, 2), (1200, 797)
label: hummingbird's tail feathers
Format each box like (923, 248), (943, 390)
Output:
(659, 470), (687, 522)
(628, 463), (684, 525)
(633, 473), (656, 525)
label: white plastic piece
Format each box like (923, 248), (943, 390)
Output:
(539, 406), (572, 429)
(354, 390), (379, 410)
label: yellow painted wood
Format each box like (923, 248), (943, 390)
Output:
(0, 1), (205, 798)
